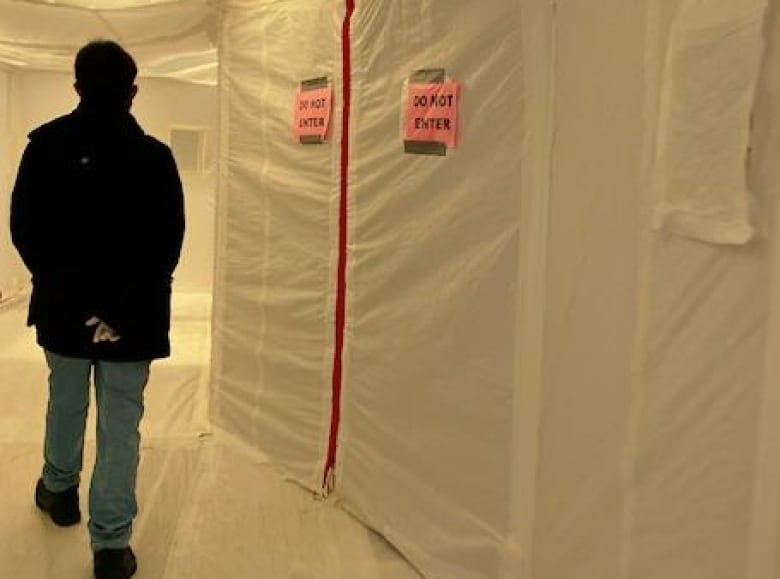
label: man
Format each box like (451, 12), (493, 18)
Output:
(10, 40), (185, 579)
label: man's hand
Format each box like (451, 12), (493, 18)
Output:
(85, 317), (121, 343)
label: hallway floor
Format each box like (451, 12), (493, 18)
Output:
(0, 293), (422, 579)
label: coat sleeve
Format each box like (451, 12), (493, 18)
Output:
(156, 147), (186, 278)
(10, 141), (45, 276)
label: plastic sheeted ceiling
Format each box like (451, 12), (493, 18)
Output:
(0, 0), (217, 84)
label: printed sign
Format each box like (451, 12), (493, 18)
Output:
(404, 81), (459, 148)
(294, 86), (333, 143)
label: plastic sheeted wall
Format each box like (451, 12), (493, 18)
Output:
(212, 0), (346, 489)
(212, 1), (528, 577)
(0, 66), (18, 298)
(336, 3), (524, 578)
(535, 2), (778, 579)
(210, 0), (780, 578)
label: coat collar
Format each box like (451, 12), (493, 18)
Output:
(72, 103), (144, 139)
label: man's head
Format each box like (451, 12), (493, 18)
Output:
(74, 40), (138, 109)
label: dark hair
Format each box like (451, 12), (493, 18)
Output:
(75, 40), (137, 106)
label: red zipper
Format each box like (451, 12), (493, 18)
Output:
(323, 0), (356, 491)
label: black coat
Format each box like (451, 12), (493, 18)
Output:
(10, 105), (185, 361)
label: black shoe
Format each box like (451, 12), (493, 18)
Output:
(94, 547), (137, 579)
(35, 478), (81, 526)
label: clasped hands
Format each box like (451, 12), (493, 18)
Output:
(85, 316), (121, 343)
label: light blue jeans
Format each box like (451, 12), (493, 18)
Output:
(42, 351), (150, 551)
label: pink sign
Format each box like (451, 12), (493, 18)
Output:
(404, 82), (459, 148)
(294, 86), (333, 141)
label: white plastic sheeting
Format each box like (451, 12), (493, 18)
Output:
(212, 0), (527, 577)
(337, 3), (524, 578)
(0, 66), (17, 299)
(212, 0), (346, 488)
(653, 0), (768, 244)
(534, 2), (779, 579)
(212, 1), (780, 579)
(0, 0), (217, 84)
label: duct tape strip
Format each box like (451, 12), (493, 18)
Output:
(404, 140), (447, 156)
(411, 68), (446, 84)
(301, 135), (325, 145)
(405, 68), (448, 156)
(302, 76), (330, 90)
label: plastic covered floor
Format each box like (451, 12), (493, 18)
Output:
(0, 292), (421, 579)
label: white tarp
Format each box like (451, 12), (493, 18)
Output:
(212, 0), (344, 489)
(533, 2), (778, 579)
(212, 1), (780, 579)
(0, 67), (16, 298)
(0, 0), (217, 84)
(335, 2), (524, 578)
(211, 0), (526, 577)
(653, 0), (768, 244)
